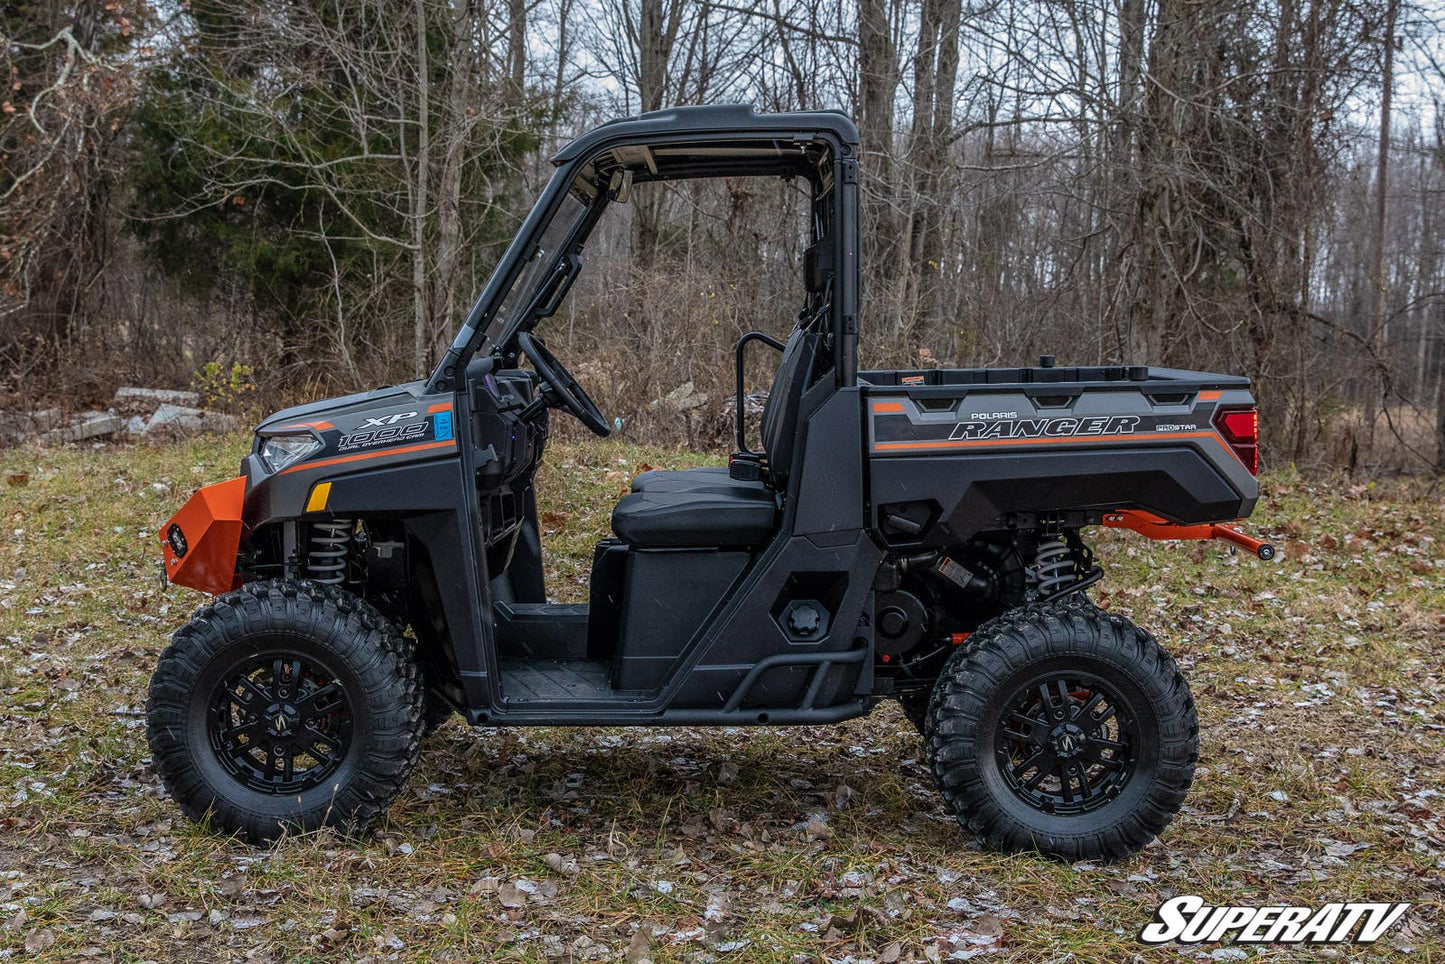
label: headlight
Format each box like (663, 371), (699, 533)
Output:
(260, 434), (322, 472)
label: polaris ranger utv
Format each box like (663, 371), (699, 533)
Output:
(147, 106), (1272, 860)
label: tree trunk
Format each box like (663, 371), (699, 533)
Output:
(507, 0), (527, 93)
(411, 0), (432, 379)
(632, 0), (682, 267)
(1363, 0), (1398, 458)
(433, 0), (478, 362)
(857, 0), (899, 274)
(907, 0), (962, 332)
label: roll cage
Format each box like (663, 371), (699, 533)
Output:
(424, 105), (862, 395)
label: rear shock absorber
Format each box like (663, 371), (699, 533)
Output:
(307, 520), (353, 585)
(1033, 534), (1074, 597)
(1029, 528), (1103, 603)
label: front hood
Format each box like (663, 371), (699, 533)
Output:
(256, 380), (426, 433)
(238, 380), (461, 530)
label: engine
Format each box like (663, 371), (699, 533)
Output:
(873, 526), (1100, 683)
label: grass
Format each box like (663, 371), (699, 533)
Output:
(0, 434), (1441, 962)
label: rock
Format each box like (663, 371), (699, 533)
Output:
(124, 415), (148, 435)
(116, 386), (201, 407)
(720, 391), (768, 418)
(650, 381), (709, 414)
(143, 404), (240, 437)
(544, 852), (579, 876)
(47, 412), (124, 443)
(0, 408), (61, 444)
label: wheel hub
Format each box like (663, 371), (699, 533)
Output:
(265, 703), (297, 737)
(994, 671), (1138, 815)
(1049, 722), (1087, 758)
(207, 654), (353, 795)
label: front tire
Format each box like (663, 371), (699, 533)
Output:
(926, 601), (1197, 861)
(147, 580), (424, 843)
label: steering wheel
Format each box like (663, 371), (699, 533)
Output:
(516, 332), (611, 437)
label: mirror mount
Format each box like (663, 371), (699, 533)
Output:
(608, 169), (634, 204)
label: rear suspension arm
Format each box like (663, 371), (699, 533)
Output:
(1101, 510), (1276, 560)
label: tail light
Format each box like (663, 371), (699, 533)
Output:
(1213, 407), (1259, 475)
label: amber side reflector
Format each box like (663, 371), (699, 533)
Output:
(1213, 407), (1259, 475)
(306, 481), (332, 513)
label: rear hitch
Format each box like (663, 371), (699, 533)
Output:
(1102, 509), (1276, 561)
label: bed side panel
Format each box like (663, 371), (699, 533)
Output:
(865, 385), (1258, 544)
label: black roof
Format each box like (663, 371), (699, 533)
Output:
(552, 105), (860, 164)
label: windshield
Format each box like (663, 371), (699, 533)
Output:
(482, 190), (591, 347)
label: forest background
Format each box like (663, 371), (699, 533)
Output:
(4, 0), (1445, 474)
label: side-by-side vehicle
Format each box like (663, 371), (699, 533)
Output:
(147, 106), (1271, 860)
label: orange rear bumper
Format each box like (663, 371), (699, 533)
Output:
(160, 476), (247, 595)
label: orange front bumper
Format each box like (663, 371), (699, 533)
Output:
(159, 476), (247, 595)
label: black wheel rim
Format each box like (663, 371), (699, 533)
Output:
(994, 671), (1138, 815)
(207, 652), (353, 795)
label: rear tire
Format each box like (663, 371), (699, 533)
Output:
(925, 601), (1197, 861)
(146, 579), (424, 843)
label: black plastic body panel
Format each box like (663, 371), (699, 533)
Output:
(587, 539), (628, 659)
(862, 368), (1259, 542)
(241, 384), (462, 532)
(613, 549), (750, 690)
(496, 603), (589, 659)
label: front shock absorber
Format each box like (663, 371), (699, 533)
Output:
(307, 520), (353, 585)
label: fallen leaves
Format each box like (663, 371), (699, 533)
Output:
(0, 441), (1442, 961)
(23, 927), (55, 955)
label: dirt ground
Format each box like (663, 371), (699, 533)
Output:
(0, 435), (1441, 961)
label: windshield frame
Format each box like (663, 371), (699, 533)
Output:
(424, 163), (602, 392)
(426, 124), (858, 395)
(478, 187), (596, 350)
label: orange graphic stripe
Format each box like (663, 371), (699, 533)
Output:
(427, 402), (453, 413)
(872, 430), (1234, 456)
(872, 401), (905, 414)
(278, 440), (456, 476)
(274, 420), (334, 432)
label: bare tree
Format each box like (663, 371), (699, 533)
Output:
(136, 0), (536, 383)
(0, 1), (142, 388)
(1363, 0), (1400, 454)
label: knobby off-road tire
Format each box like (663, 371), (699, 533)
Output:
(925, 601), (1197, 861)
(147, 579), (424, 843)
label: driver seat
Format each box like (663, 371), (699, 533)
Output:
(611, 327), (821, 547)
